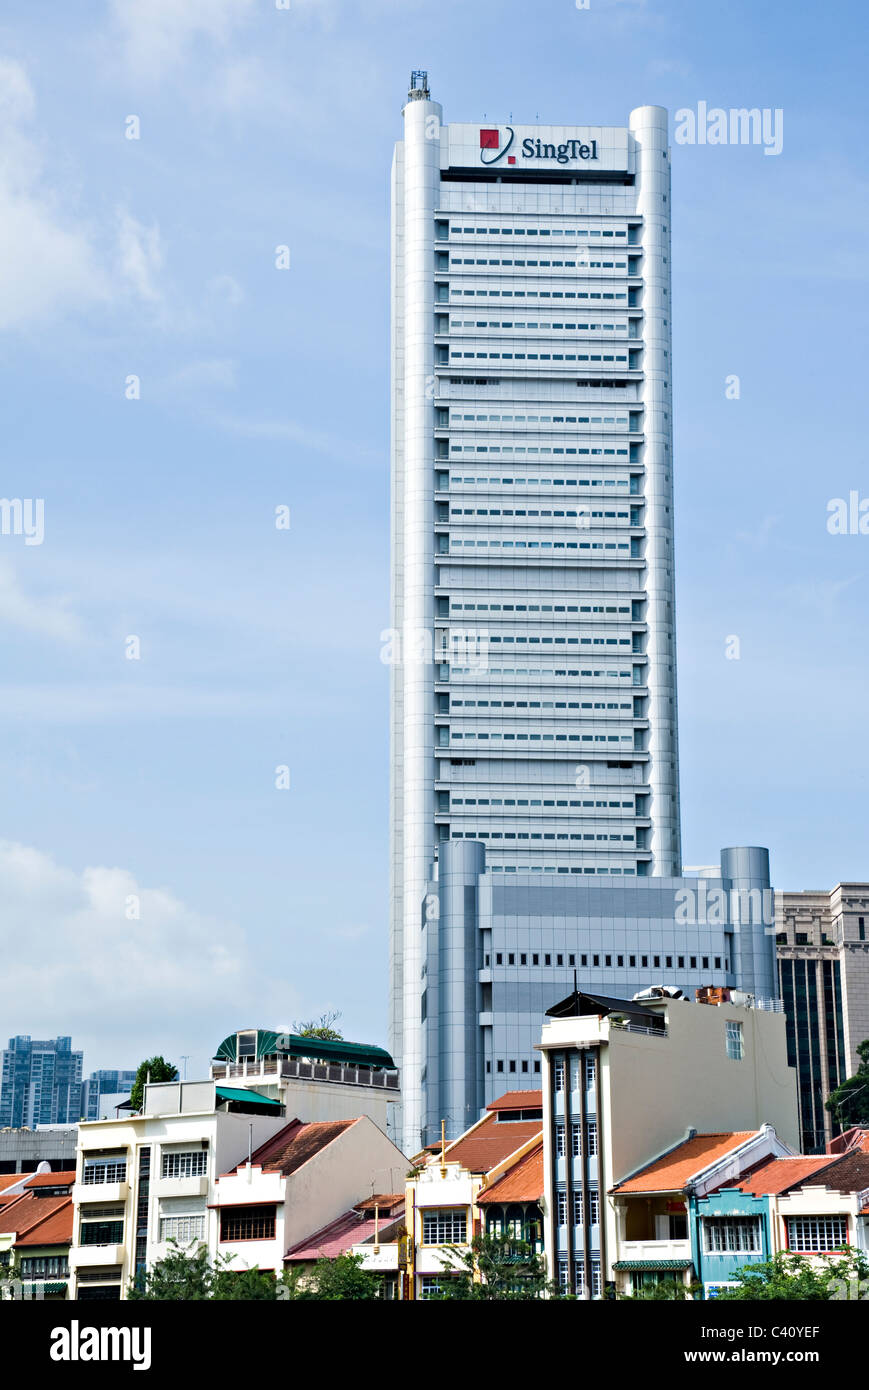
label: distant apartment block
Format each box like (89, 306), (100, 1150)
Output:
(82, 1070), (137, 1123)
(776, 883), (869, 1151)
(0, 1036), (83, 1129)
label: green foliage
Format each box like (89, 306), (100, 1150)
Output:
(291, 1010), (344, 1041)
(288, 1253), (381, 1301)
(620, 1277), (700, 1301)
(826, 1039), (869, 1125)
(434, 1233), (559, 1300)
(715, 1248), (869, 1301)
(128, 1056), (179, 1113)
(130, 1245), (381, 1301)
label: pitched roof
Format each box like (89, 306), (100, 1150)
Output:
(728, 1156), (836, 1196)
(0, 1174), (24, 1192)
(284, 1197), (405, 1262)
(443, 1112), (542, 1176)
(22, 1171), (75, 1189)
(613, 1133), (757, 1194)
(477, 1141), (544, 1205)
(225, 1118), (357, 1178)
(15, 1199), (73, 1247)
(486, 1090), (543, 1113)
(791, 1151), (869, 1196)
(0, 1193), (73, 1244)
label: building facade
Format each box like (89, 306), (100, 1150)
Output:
(82, 1071), (137, 1123)
(423, 839), (778, 1143)
(390, 74), (681, 1152)
(538, 987), (799, 1296)
(775, 883), (869, 1151)
(0, 1036), (83, 1130)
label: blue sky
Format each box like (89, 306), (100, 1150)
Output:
(0, 0), (866, 1078)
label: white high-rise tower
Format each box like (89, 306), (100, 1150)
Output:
(390, 74), (681, 1152)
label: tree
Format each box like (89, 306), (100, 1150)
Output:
(434, 1233), (560, 1300)
(826, 1039), (869, 1127)
(290, 1010), (343, 1041)
(288, 1253), (381, 1301)
(715, 1248), (869, 1300)
(128, 1056), (179, 1113)
(129, 1242), (280, 1301)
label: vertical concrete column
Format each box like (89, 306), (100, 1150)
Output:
(397, 94), (442, 1154)
(629, 106), (681, 875)
(721, 846), (777, 1001)
(433, 840), (485, 1143)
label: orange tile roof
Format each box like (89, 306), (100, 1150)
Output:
(478, 1141), (544, 1205)
(15, 1200), (73, 1247)
(23, 1171), (75, 1188)
(729, 1156), (836, 1196)
(0, 1174), (25, 1192)
(486, 1090), (543, 1113)
(444, 1113), (543, 1175)
(614, 1133), (757, 1194)
(0, 1193), (73, 1243)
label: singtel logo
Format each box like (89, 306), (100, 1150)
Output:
(479, 127), (599, 166)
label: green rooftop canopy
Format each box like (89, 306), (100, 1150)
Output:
(215, 1085), (282, 1109)
(612, 1259), (693, 1271)
(214, 1030), (396, 1070)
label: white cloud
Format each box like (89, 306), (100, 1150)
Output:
(0, 562), (84, 643)
(109, 0), (259, 78)
(0, 840), (295, 1068)
(117, 210), (165, 304)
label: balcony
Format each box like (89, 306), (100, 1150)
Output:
(210, 1058), (399, 1091)
(617, 1238), (692, 1265)
(69, 1243), (126, 1269)
(151, 1174), (208, 1199)
(72, 1181), (129, 1206)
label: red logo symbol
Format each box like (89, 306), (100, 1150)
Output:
(479, 129), (500, 149)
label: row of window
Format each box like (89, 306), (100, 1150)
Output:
(450, 323), (625, 336)
(445, 226), (628, 239)
(82, 1149), (207, 1184)
(449, 257), (627, 270)
(447, 539), (633, 551)
(448, 733), (633, 743)
(553, 1056), (598, 1092)
(491, 950), (728, 971)
(556, 1189), (601, 1226)
(489, 1058), (543, 1075)
(448, 289), (629, 302)
(557, 1257), (602, 1297)
(448, 666), (635, 680)
(455, 829), (635, 842)
(446, 477), (633, 489)
(449, 604), (632, 613)
(451, 793), (634, 802)
(486, 866), (641, 875)
(450, 508), (632, 520)
(449, 352), (629, 365)
(555, 1122), (599, 1157)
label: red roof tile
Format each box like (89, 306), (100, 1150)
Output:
(486, 1090), (543, 1113)
(443, 1112), (543, 1176)
(0, 1194), (73, 1243)
(285, 1198), (405, 1262)
(15, 1200), (73, 1247)
(224, 1118), (357, 1178)
(0, 1174), (24, 1192)
(613, 1133), (757, 1194)
(477, 1142), (544, 1205)
(23, 1171), (75, 1188)
(729, 1156), (836, 1196)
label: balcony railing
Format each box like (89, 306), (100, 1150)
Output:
(210, 1058), (399, 1091)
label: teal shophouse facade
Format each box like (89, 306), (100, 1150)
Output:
(690, 1188), (773, 1297)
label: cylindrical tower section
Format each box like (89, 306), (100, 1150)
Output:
(431, 840), (485, 1144)
(629, 106), (681, 875)
(720, 846), (776, 1002)
(396, 88), (443, 1154)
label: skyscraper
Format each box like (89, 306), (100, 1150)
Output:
(390, 75), (681, 1150)
(82, 1068), (137, 1122)
(0, 1035), (83, 1128)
